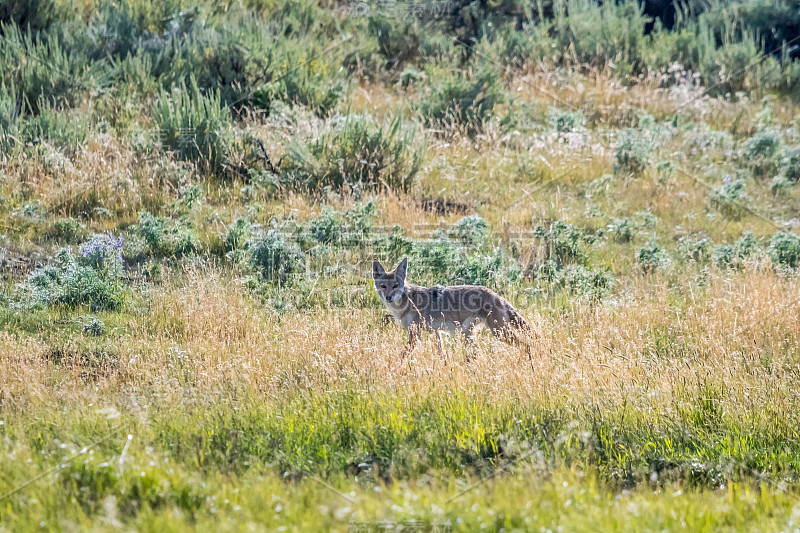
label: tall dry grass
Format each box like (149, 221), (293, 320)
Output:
(2, 265), (797, 427)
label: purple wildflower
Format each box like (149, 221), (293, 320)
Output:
(78, 233), (124, 273)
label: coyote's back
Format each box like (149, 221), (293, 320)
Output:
(402, 283), (529, 336)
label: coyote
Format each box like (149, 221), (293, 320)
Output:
(372, 258), (532, 361)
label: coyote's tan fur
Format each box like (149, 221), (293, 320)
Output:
(372, 258), (532, 361)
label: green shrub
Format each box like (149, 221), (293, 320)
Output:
(377, 225), (414, 260)
(307, 206), (343, 245)
(224, 218), (255, 252)
(368, 14), (419, 69)
(744, 130), (781, 179)
(107, 53), (159, 104)
(253, 76), (344, 118)
(17, 201), (46, 221)
(250, 230), (304, 284)
(551, 0), (649, 78)
(250, 30), (346, 116)
(398, 65), (426, 88)
(536, 260), (615, 301)
(585, 174), (615, 198)
(52, 217), (83, 242)
(715, 2), (800, 66)
(88, 0), (164, 59)
(498, 100), (536, 134)
(489, 26), (553, 70)
(633, 210), (658, 228)
(152, 80), (233, 174)
(534, 221), (593, 266)
(137, 211), (167, 252)
(136, 211), (199, 257)
(306, 202), (376, 246)
(81, 316), (106, 336)
(678, 234), (713, 263)
(408, 235), (464, 282)
(710, 176), (750, 221)
(636, 240), (670, 273)
(0, 24), (100, 114)
(344, 201), (376, 239)
(703, 33), (783, 96)
(712, 232), (759, 269)
(447, 215), (489, 247)
(0, 82), (21, 152)
(0, 0), (75, 32)
(143, 260), (162, 282)
(417, 65), (506, 134)
(768, 232), (800, 270)
(607, 218), (636, 243)
(548, 108), (586, 134)
(176, 183), (203, 212)
(405, 231), (519, 287)
(161, 15), (275, 104)
(22, 102), (91, 151)
(648, 10), (786, 96)
(16, 248), (125, 311)
(770, 175), (794, 195)
(450, 248), (521, 287)
(283, 114), (425, 192)
(418, 31), (462, 64)
(782, 147), (800, 183)
(614, 128), (653, 175)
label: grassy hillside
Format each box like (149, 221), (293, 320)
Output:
(1, 0), (800, 530)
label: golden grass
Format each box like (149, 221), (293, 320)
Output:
(3, 265), (797, 429)
(0, 332), (50, 406)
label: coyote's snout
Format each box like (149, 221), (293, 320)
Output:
(373, 258), (533, 362)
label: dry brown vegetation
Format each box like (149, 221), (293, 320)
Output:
(4, 265), (798, 418)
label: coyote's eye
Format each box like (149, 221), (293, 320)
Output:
(380, 284), (386, 289)
(392, 284), (398, 289)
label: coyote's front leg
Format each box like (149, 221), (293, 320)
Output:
(461, 322), (478, 363)
(435, 330), (448, 366)
(400, 327), (419, 361)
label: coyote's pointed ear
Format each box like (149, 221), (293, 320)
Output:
(395, 257), (408, 282)
(372, 260), (385, 279)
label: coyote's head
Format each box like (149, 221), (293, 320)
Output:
(372, 258), (407, 304)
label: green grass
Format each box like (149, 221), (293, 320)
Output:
(1, 391), (799, 529)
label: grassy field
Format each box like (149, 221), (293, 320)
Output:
(1, 0), (800, 530)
